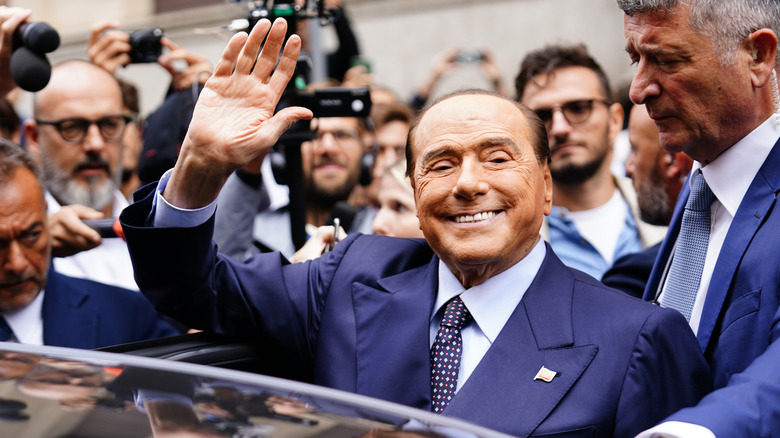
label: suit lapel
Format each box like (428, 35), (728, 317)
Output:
(353, 257), (438, 409)
(445, 249), (597, 436)
(42, 269), (98, 348)
(698, 141), (780, 351)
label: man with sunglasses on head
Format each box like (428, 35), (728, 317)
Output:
(23, 60), (139, 291)
(516, 43), (666, 280)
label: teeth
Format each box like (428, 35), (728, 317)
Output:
(454, 211), (496, 223)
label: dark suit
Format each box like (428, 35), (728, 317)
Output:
(121, 184), (711, 438)
(643, 139), (780, 436)
(41, 268), (179, 349)
(602, 243), (660, 299)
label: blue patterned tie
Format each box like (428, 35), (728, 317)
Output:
(431, 296), (471, 413)
(663, 171), (715, 321)
(0, 317), (13, 342)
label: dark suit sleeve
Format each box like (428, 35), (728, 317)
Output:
(663, 321), (780, 436)
(614, 306), (713, 438)
(120, 183), (351, 375)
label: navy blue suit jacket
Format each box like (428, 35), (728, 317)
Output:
(643, 138), (780, 436)
(42, 268), (179, 349)
(121, 184), (711, 437)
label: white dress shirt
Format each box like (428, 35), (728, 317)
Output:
(3, 290), (45, 345)
(431, 239), (545, 390)
(656, 116), (779, 335)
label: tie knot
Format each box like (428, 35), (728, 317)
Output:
(686, 171), (715, 212)
(440, 296), (471, 329)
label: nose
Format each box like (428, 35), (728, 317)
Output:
(629, 59), (661, 105)
(452, 159), (489, 200)
(547, 108), (572, 141)
(372, 207), (393, 236)
(3, 241), (29, 275)
(82, 122), (106, 154)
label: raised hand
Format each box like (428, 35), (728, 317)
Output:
(158, 38), (212, 91)
(0, 6), (32, 98)
(87, 20), (131, 75)
(164, 18), (313, 209)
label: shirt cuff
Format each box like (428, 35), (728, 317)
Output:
(635, 421), (716, 438)
(153, 169), (217, 229)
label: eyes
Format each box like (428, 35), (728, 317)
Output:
(426, 150), (513, 174)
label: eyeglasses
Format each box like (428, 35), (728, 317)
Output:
(313, 128), (361, 145)
(533, 99), (611, 129)
(35, 115), (131, 143)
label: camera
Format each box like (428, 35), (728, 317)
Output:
(128, 27), (163, 63)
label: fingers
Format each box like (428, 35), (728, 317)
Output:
(268, 33), (301, 94)
(252, 18), (288, 79)
(88, 19), (119, 48)
(260, 105), (313, 144)
(88, 29), (131, 75)
(235, 19), (271, 75)
(213, 31), (248, 77)
(48, 206), (104, 258)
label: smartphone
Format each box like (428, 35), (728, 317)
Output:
(455, 50), (484, 64)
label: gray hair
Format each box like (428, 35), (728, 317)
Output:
(617, 0), (780, 66)
(0, 138), (43, 190)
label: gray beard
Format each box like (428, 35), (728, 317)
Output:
(40, 152), (120, 212)
(636, 169), (672, 226)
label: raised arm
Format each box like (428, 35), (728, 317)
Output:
(163, 18), (312, 209)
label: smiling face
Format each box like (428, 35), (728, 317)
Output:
(624, 5), (759, 163)
(410, 94), (552, 287)
(301, 117), (364, 204)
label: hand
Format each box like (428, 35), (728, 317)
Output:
(290, 225), (346, 263)
(158, 38), (212, 91)
(48, 205), (104, 258)
(163, 18), (313, 209)
(0, 6), (32, 98)
(477, 48), (505, 95)
(87, 20), (131, 75)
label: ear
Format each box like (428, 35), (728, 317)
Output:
(747, 29), (778, 88)
(606, 102), (625, 146)
(663, 152), (693, 181)
(23, 119), (42, 161)
(541, 160), (553, 216)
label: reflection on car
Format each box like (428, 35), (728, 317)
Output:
(0, 342), (510, 437)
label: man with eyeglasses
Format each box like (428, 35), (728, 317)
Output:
(213, 107), (376, 260)
(516, 43), (666, 280)
(23, 60), (139, 291)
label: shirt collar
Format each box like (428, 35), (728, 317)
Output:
(698, 115), (780, 217)
(434, 238), (547, 343)
(4, 289), (45, 345)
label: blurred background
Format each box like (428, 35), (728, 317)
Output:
(6, 0), (631, 117)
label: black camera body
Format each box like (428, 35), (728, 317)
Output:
(128, 27), (163, 63)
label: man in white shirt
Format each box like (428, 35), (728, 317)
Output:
(121, 18), (712, 436)
(516, 44), (666, 280)
(23, 60), (137, 290)
(619, 0), (780, 436)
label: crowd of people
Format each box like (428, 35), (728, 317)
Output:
(0, 0), (778, 437)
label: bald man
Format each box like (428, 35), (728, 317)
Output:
(24, 60), (138, 291)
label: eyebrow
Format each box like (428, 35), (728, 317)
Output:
(419, 137), (520, 166)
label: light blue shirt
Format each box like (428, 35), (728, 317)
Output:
(547, 202), (641, 279)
